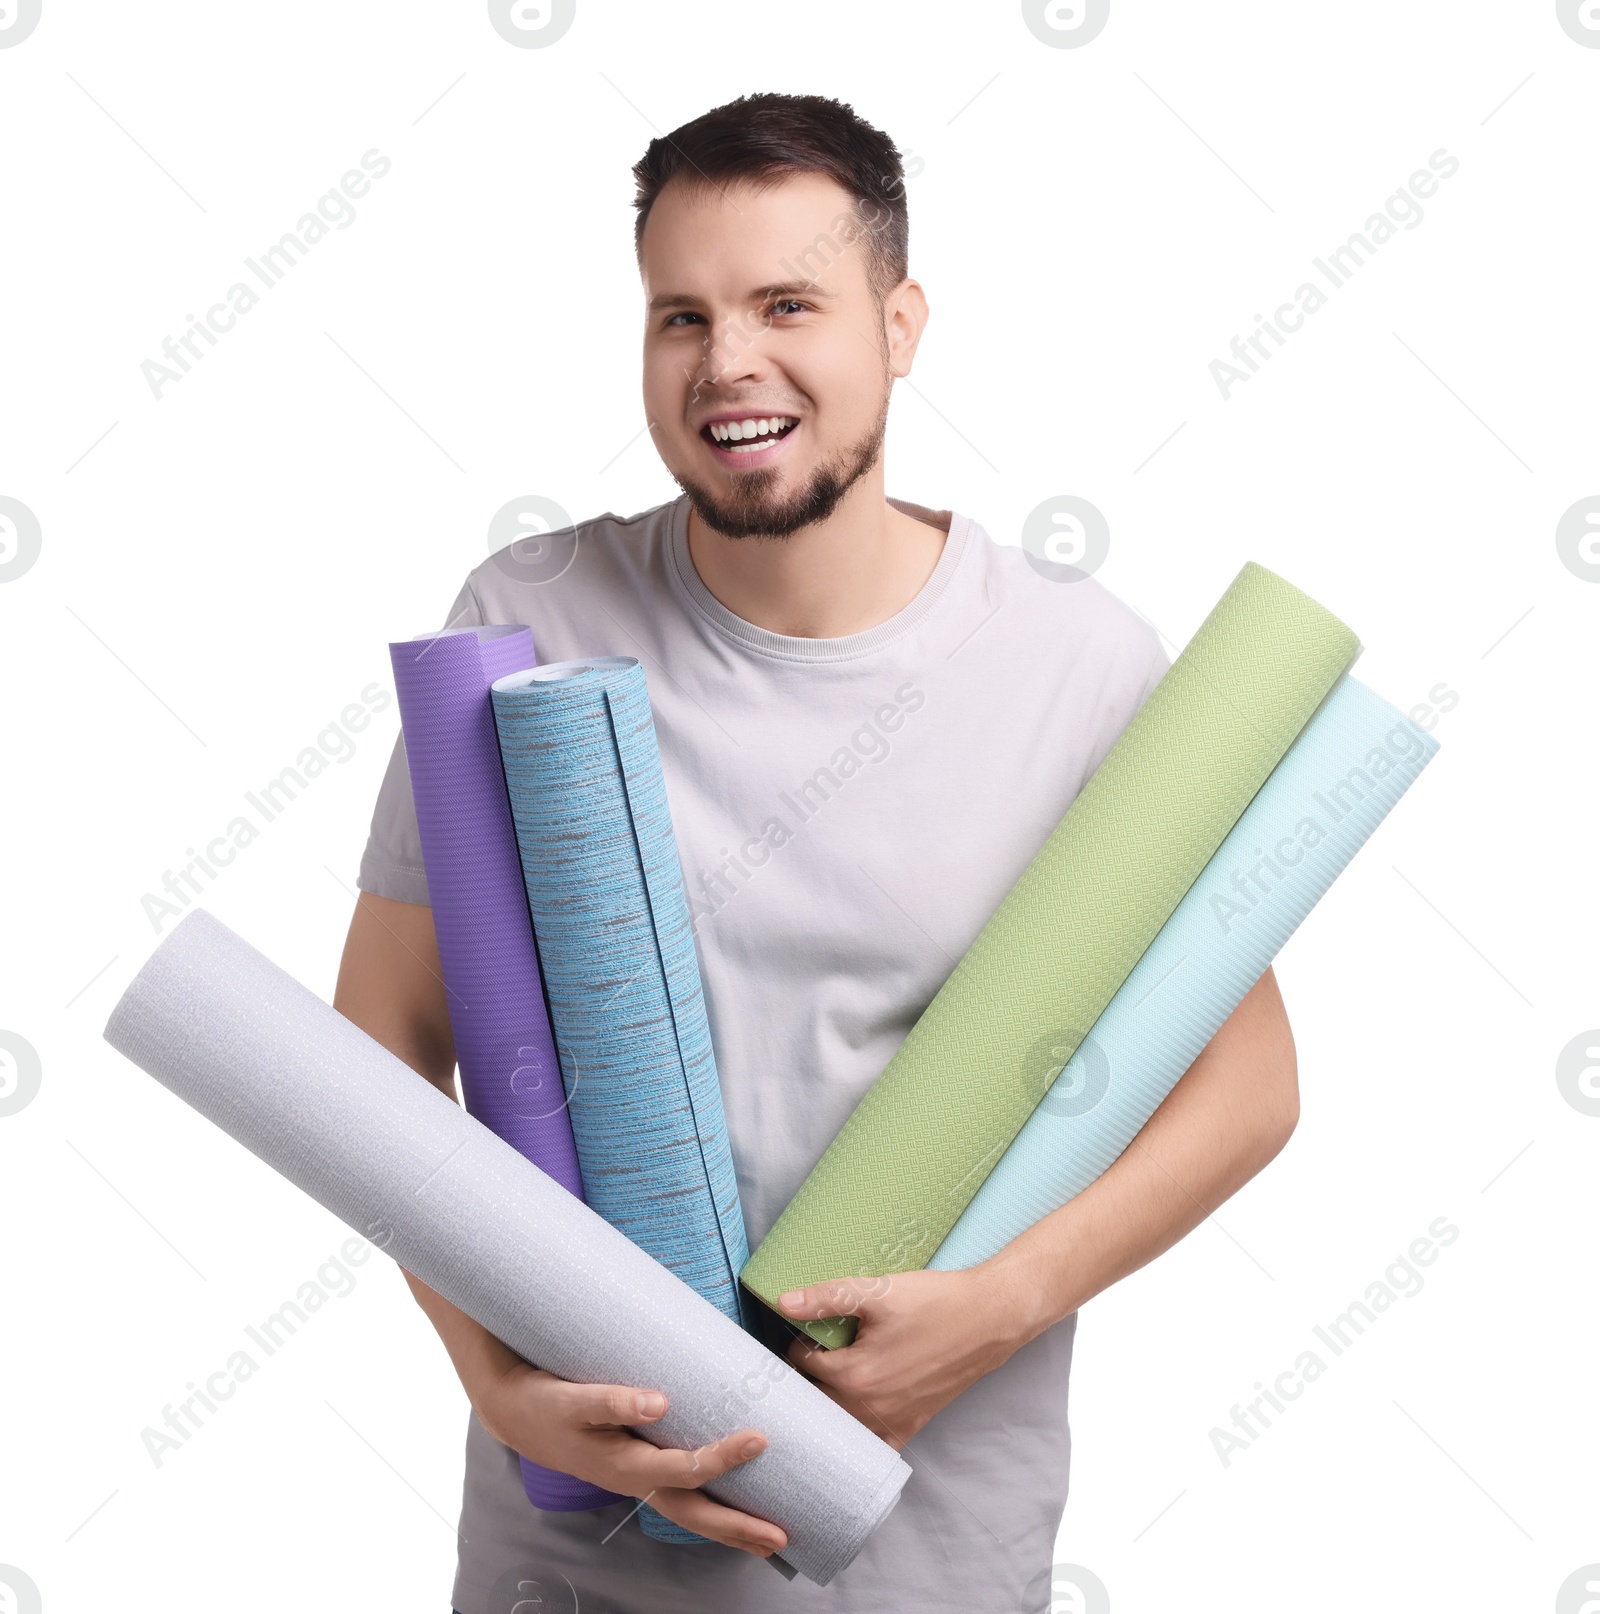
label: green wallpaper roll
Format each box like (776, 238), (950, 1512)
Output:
(741, 562), (1360, 1346)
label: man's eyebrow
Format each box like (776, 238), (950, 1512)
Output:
(646, 280), (837, 314)
(753, 280), (837, 302)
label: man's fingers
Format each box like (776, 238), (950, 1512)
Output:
(783, 1341), (908, 1449)
(602, 1427), (771, 1496)
(776, 1275), (886, 1320)
(554, 1380), (668, 1429)
(787, 1342), (850, 1401)
(647, 1488), (789, 1557)
(786, 1334), (847, 1383)
(513, 1382), (781, 1512)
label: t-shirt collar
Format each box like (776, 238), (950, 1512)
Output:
(666, 493), (972, 664)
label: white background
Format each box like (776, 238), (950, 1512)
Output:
(2, 2), (1597, 1610)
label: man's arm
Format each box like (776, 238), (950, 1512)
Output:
(995, 964), (1298, 1330)
(333, 890), (459, 1097)
(777, 967), (1299, 1446)
(331, 892), (784, 1557)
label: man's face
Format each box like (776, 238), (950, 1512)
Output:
(639, 172), (911, 539)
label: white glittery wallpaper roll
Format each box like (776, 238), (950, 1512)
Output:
(102, 908), (910, 1587)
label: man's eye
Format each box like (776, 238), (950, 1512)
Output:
(771, 299), (807, 316)
(665, 311), (705, 327)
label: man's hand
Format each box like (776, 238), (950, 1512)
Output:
(334, 894), (787, 1560)
(776, 969), (1300, 1450)
(776, 1264), (1039, 1449)
(473, 1355), (787, 1557)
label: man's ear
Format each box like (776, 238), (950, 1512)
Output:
(884, 278), (930, 378)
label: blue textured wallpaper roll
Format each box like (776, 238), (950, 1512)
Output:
(490, 656), (750, 1547)
(931, 676), (1439, 1272)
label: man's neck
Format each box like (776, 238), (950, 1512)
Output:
(685, 475), (947, 639)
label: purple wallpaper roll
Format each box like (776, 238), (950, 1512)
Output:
(390, 625), (621, 1513)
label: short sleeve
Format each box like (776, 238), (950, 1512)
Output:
(355, 578), (483, 907)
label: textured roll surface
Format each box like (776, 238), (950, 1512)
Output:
(742, 562), (1361, 1345)
(933, 677), (1437, 1270)
(492, 656), (751, 1545)
(102, 911), (909, 1587)
(390, 625), (615, 1513)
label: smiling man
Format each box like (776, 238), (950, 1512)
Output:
(335, 93), (1298, 1614)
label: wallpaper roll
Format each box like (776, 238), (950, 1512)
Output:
(389, 625), (618, 1514)
(932, 676), (1438, 1271)
(102, 911), (910, 1588)
(742, 562), (1361, 1346)
(490, 656), (750, 1546)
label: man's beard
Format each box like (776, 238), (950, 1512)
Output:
(671, 392), (889, 541)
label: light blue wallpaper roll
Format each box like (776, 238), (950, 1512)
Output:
(931, 676), (1438, 1272)
(490, 656), (750, 1547)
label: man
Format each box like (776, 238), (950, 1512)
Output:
(335, 92), (1298, 1613)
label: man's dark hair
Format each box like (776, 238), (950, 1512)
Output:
(632, 93), (909, 302)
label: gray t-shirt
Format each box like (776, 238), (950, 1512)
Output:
(358, 493), (1167, 1614)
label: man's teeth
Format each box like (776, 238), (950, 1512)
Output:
(708, 416), (796, 447)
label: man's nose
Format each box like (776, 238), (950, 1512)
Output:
(693, 307), (771, 388)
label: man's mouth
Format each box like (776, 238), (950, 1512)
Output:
(700, 415), (799, 462)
